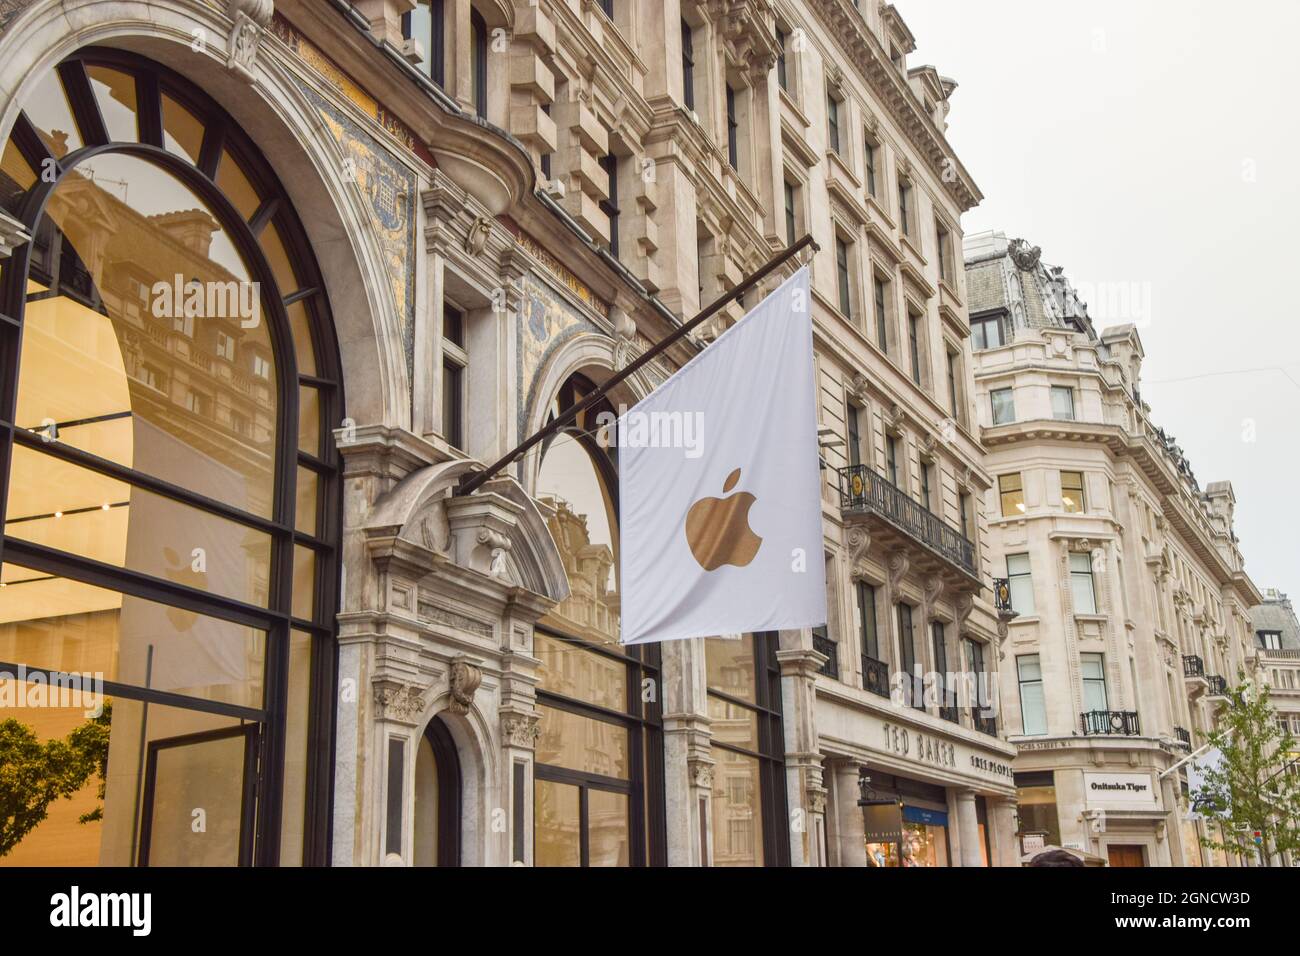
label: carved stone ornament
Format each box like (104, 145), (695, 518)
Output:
(612, 305), (637, 371)
(849, 372), (871, 404)
(885, 402), (906, 433)
(448, 658), (483, 715)
(924, 574), (945, 605)
(1008, 238), (1042, 272)
(477, 528), (511, 578)
(465, 215), (493, 256)
(689, 757), (715, 791)
(846, 525), (872, 574)
(886, 550), (910, 591)
(805, 788), (828, 815)
(374, 681), (426, 723)
(502, 712), (541, 748)
(225, 0), (274, 83)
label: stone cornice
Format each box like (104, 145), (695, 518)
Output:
(805, 0), (982, 211)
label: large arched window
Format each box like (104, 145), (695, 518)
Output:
(0, 50), (342, 866)
(532, 374), (665, 866)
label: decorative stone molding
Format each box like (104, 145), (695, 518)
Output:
(374, 680), (426, 724)
(226, 0), (274, 83)
(924, 574), (945, 605)
(502, 712), (541, 748)
(0, 211), (31, 259)
(886, 550), (910, 591)
(447, 657), (483, 715)
(688, 756), (715, 791)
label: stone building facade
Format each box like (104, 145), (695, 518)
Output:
(1253, 588), (1300, 808)
(0, 0), (1015, 867)
(966, 231), (1263, 867)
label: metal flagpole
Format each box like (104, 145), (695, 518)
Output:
(454, 233), (820, 497)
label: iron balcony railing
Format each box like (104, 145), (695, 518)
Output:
(861, 655), (890, 699)
(838, 464), (977, 576)
(1081, 710), (1141, 736)
(813, 630), (838, 679)
(1182, 655), (1205, 678)
(1207, 675), (1228, 697)
(1175, 726), (1192, 749)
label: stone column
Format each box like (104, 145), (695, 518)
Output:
(954, 789), (983, 867)
(778, 636), (829, 867)
(991, 796), (1021, 867)
(829, 757), (867, 867)
(1160, 775), (1185, 867)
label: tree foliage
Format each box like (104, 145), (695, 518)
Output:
(1196, 674), (1300, 864)
(0, 700), (112, 857)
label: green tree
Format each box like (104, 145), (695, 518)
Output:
(0, 701), (113, 856)
(1195, 674), (1300, 866)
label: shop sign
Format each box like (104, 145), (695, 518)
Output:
(862, 802), (904, 844)
(1083, 772), (1159, 808)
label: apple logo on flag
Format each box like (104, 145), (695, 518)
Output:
(685, 467), (762, 571)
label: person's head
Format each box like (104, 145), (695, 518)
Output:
(1028, 848), (1085, 867)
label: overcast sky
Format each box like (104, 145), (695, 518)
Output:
(902, 0), (1300, 598)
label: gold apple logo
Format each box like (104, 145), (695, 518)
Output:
(685, 467), (762, 571)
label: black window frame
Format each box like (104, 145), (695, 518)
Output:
(0, 48), (345, 867)
(401, 0), (446, 87)
(725, 84), (739, 170)
(681, 19), (696, 111)
(835, 235), (853, 319)
(599, 151), (620, 259)
(470, 8), (488, 118)
(705, 632), (791, 867)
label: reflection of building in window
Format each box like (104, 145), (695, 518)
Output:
(538, 495), (618, 644)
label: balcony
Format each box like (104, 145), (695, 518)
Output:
(1182, 655), (1204, 678)
(838, 464), (978, 583)
(813, 629), (838, 679)
(861, 655), (890, 699)
(1206, 675), (1229, 698)
(992, 577), (1015, 615)
(1175, 726), (1192, 749)
(1080, 710), (1141, 736)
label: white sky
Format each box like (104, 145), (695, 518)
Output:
(901, 0), (1300, 597)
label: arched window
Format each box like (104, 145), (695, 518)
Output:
(532, 374), (665, 866)
(0, 50), (342, 866)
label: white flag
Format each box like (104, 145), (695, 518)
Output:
(618, 266), (826, 645)
(1187, 746), (1227, 820)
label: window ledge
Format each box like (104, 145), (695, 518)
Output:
(1074, 613), (1107, 624)
(1008, 615), (1040, 626)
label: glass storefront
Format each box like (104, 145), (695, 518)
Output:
(865, 805), (950, 867)
(0, 51), (341, 866)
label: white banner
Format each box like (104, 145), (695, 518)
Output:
(618, 266), (826, 645)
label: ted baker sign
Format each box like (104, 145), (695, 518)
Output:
(1084, 772), (1159, 808)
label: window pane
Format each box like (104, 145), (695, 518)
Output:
(1017, 654), (1041, 681)
(161, 94), (204, 164)
(705, 635), (756, 703)
(535, 433), (620, 647)
(20, 153), (280, 518)
(534, 779), (580, 867)
(535, 632), (626, 710)
(1061, 472), (1085, 513)
(1051, 386), (1075, 420)
(991, 388), (1014, 425)
(707, 693), (761, 752)
(587, 789), (630, 866)
(6, 445), (273, 608)
(292, 545), (316, 621)
(299, 384), (321, 456)
(999, 474), (1025, 516)
(279, 630), (313, 865)
(285, 300), (318, 377)
(536, 705), (629, 779)
(215, 149), (262, 222)
(0, 564), (266, 708)
(1020, 679), (1047, 735)
(1, 135), (37, 211)
(259, 221), (301, 295)
(86, 66), (138, 144)
(0, 692), (246, 866)
(710, 746), (763, 866)
(24, 68), (83, 155)
(295, 465), (320, 535)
